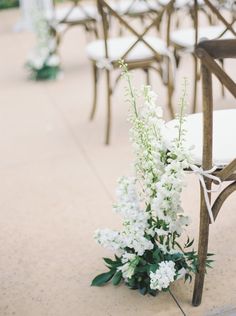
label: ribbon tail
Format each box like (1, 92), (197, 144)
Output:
(199, 176), (215, 223)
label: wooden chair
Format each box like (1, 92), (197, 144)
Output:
(192, 38), (236, 306)
(166, 38), (236, 305)
(109, 0), (161, 18)
(47, 0), (99, 47)
(87, 0), (176, 144)
(170, 0), (236, 113)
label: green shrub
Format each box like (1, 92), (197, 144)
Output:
(0, 0), (19, 9)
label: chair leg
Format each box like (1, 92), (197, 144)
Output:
(192, 55), (198, 113)
(105, 69), (112, 145)
(219, 59), (225, 98)
(144, 68), (150, 85)
(192, 186), (211, 306)
(90, 63), (99, 121)
(167, 58), (174, 119)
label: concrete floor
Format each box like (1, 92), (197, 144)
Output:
(0, 7), (236, 316)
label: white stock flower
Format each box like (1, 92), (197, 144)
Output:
(94, 229), (124, 254)
(118, 253), (139, 279)
(150, 261), (176, 291)
(121, 252), (136, 264)
(169, 216), (191, 235)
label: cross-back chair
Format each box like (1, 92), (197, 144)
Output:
(87, 0), (176, 144)
(192, 38), (236, 306)
(109, 0), (161, 18)
(170, 0), (236, 113)
(48, 0), (99, 47)
(166, 38), (236, 306)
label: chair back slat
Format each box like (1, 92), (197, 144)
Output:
(196, 39), (236, 98)
(193, 0), (236, 44)
(204, 0), (236, 36)
(195, 39), (236, 171)
(97, 0), (174, 62)
(53, 0), (97, 24)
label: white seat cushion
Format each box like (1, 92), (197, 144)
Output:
(109, 0), (160, 15)
(46, 5), (98, 23)
(170, 26), (235, 49)
(165, 109), (236, 167)
(86, 36), (169, 62)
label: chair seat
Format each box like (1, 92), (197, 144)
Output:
(109, 0), (160, 15)
(165, 109), (236, 167)
(170, 26), (234, 49)
(86, 36), (169, 63)
(46, 5), (98, 23)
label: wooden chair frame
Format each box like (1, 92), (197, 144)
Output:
(91, 0), (175, 144)
(111, 0), (160, 18)
(171, 0), (235, 113)
(51, 0), (98, 46)
(192, 38), (236, 306)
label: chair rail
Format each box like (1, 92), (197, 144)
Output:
(196, 39), (236, 59)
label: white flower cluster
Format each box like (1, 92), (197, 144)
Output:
(94, 68), (193, 292)
(94, 228), (125, 254)
(27, 6), (60, 71)
(129, 86), (166, 201)
(150, 261), (176, 291)
(95, 177), (153, 256)
(118, 253), (139, 279)
(130, 85), (191, 237)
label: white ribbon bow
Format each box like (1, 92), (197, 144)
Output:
(189, 164), (222, 223)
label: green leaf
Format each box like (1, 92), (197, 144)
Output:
(103, 257), (119, 268)
(139, 287), (147, 295)
(149, 264), (158, 273)
(136, 266), (148, 273)
(91, 270), (115, 287)
(184, 273), (192, 283)
(186, 239), (194, 248)
(112, 271), (123, 286)
(153, 249), (161, 261)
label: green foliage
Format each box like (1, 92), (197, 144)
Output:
(0, 0), (19, 9)
(91, 270), (116, 287)
(91, 243), (214, 296)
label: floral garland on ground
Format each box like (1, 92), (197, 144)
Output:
(26, 6), (61, 81)
(91, 63), (213, 296)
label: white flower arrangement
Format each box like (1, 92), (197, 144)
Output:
(91, 62), (213, 296)
(26, 6), (61, 81)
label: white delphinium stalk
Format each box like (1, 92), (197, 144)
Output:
(92, 65), (199, 294)
(128, 85), (166, 201)
(150, 261), (176, 291)
(94, 229), (125, 255)
(95, 176), (153, 256)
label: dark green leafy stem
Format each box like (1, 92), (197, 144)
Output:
(26, 63), (60, 81)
